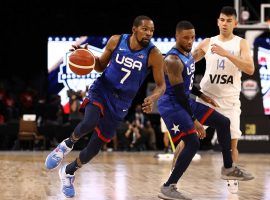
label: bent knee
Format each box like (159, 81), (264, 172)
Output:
(224, 116), (230, 126)
(80, 120), (96, 133)
(218, 115), (230, 129)
(185, 134), (200, 150)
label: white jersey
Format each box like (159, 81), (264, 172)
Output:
(200, 35), (242, 100)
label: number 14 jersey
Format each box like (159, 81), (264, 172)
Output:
(200, 35), (242, 99)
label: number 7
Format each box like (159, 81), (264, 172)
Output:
(120, 68), (131, 84)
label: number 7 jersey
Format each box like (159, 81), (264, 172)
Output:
(89, 34), (155, 119)
(200, 35), (242, 99)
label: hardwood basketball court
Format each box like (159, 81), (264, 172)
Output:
(0, 151), (269, 200)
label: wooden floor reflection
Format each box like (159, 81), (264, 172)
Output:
(0, 151), (269, 200)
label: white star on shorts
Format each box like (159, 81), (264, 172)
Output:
(171, 123), (180, 134)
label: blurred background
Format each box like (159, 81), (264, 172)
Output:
(0, 0), (269, 153)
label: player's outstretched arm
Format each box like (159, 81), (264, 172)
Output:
(199, 93), (219, 107)
(191, 86), (219, 107)
(94, 35), (121, 72)
(142, 48), (165, 113)
(192, 38), (210, 62)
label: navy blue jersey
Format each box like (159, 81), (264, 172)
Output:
(89, 34), (155, 120)
(158, 48), (214, 142)
(164, 48), (195, 97)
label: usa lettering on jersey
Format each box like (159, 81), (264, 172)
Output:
(115, 53), (143, 84)
(115, 53), (142, 71)
(187, 63), (195, 75)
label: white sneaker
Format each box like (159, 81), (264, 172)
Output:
(221, 165), (254, 181)
(45, 139), (72, 170)
(158, 184), (192, 200)
(59, 164), (75, 198)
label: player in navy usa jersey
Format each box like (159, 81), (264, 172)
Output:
(157, 21), (253, 200)
(45, 15), (165, 198)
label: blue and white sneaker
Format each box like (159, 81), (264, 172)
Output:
(59, 164), (75, 198)
(45, 139), (72, 170)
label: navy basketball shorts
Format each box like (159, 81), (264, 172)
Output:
(158, 97), (214, 143)
(80, 91), (121, 143)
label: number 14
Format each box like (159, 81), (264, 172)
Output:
(217, 59), (225, 70)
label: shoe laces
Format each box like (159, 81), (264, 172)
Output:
(60, 142), (72, 156)
(169, 185), (190, 199)
(169, 184), (178, 192)
(234, 165), (251, 174)
(62, 174), (74, 187)
(51, 154), (62, 161)
(232, 166), (245, 176)
(59, 144), (67, 152)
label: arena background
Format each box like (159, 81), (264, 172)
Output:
(0, 0), (269, 152)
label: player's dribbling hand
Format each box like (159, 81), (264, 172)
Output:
(194, 119), (206, 139)
(200, 94), (219, 107)
(70, 43), (89, 52)
(142, 97), (154, 113)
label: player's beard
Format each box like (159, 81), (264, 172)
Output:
(135, 34), (150, 47)
(139, 38), (150, 47)
(181, 45), (192, 53)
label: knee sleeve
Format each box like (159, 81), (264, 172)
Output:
(204, 111), (233, 167)
(75, 120), (96, 135)
(74, 103), (101, 137)
(182, 134), (200, 154)
(216, 115), (230, 130)
(167, 134), (200, 185)
(205, 111), (230, 131)
(79, 133), (105, 164)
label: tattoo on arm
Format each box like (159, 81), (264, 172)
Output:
(166, 55), (183, 85)
(192, 48), (205, 62)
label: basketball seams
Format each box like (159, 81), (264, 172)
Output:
(68, 61), (95, 69)
(68, 49), (96, 74)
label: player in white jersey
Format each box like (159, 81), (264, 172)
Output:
(192, 6), (255, 163)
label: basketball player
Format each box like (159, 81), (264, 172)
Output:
(45, 15), (165, 198)
(157, 20), (253, 200)
(193, 6), (255, 163)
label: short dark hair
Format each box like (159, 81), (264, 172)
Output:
(133, 15), (152, 27)
(220, 6), (237, 18)
(176, 20), (194, 31)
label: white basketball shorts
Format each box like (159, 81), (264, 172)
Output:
(196, 95), (242, 139)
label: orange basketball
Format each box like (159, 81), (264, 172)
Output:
(68, 49), (95, 75)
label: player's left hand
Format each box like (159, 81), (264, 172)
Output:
(70, 43), (89, 52)
(200, 94), (219, 107)
(194, 119), (206, 139)
(211, 43), (229, 57)
(142, 97), (154, 113)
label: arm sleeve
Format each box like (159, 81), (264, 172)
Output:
(172, 83), (196, 121)
(191, 86), (203, 97)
